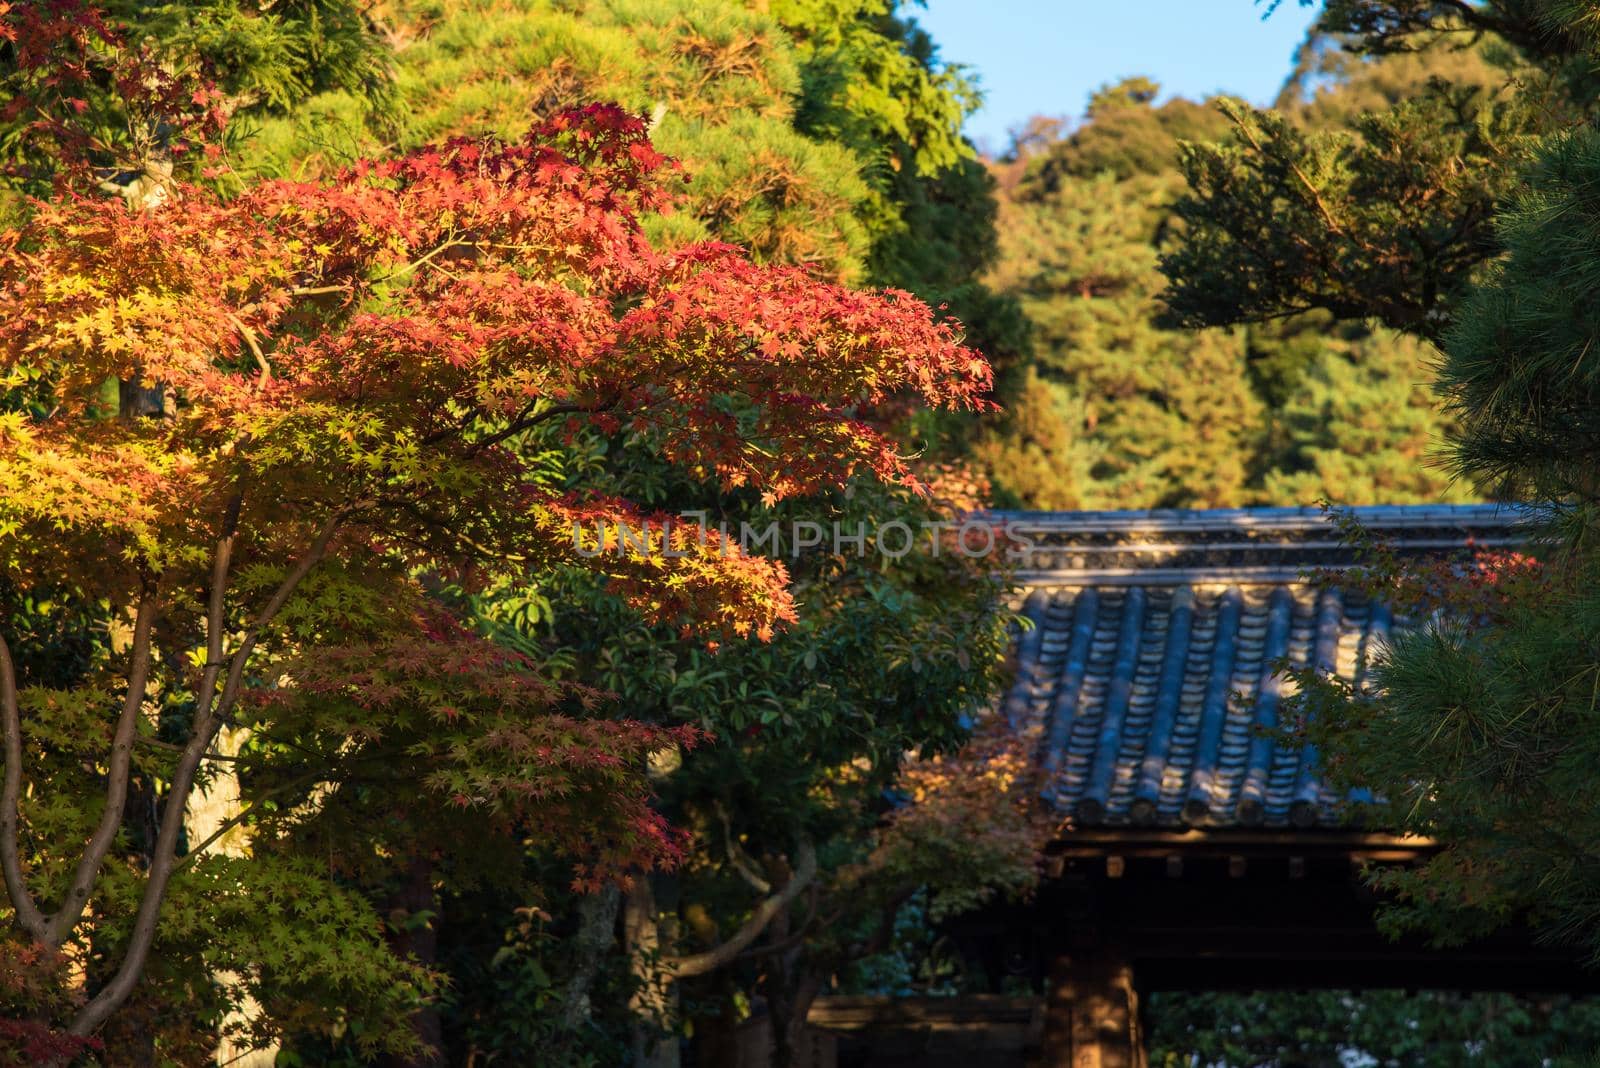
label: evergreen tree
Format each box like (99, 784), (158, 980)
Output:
(240, 0), (877, 279)
(1151, 7), (1600, 1057)
(1285, 103), (1600, 970)
(980, 76), (1462, 509)
(0, 0), (393, 216)
(1162, 3), (1600, 338)
(1026, 76), (1232, 186)
(1262, 322), (1475, 505)
(974, 366), (1099, 511)
(1440, 128), (1600, 524)
(987, 163), (1264, 508)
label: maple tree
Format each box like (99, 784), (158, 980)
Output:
(395, 436), (1023, 1065)
(230, 0), (1028, 449)
(175, 2), (1025, 1061)
(0, 2), (992, 1055)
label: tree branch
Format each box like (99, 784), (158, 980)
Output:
(732, 883), (819, 963)
(466, 397), (620, 453)
(1434, 0), (1519, 41)
(68, 508), (344, 1038)
(226, 314), (271, 386)
(210, 508), (342, 724)
(1228, 106), (1350, 245)
(173, 767), (331, 873)
(134, 735), (250, 762)
(373, 237), (470, 284)
(717, 801), (771, 894)
(662, 840), (817, 979)
(0, 632), (49, 942)
(45, 589), (158, 946)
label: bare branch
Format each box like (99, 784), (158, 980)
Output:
(134, 736), (250, 763)
(717, 801), (771, 894)
(226, 314), (271, 386)
(210, 509), (342, 720)
(373, 237), (469, 284)
(465, 397), (619, 453)
(173, 768), (331, 872)
(1434, 0), (1520, 41)
(45, 590), (158, 945)
(189, 490), (245, 745)
(69, 508), (344, 1038)
(663, 840), (817, 979)
(0, 632), (49, 942)
(732, 883), (820, 963)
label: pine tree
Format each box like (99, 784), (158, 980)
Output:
(0, 0), (393, 218)
(1151, 6), (1600, 1052)
(1162, 4), (1600, 338)
(981, 72), (1466, 510)
(1263, 323), (1476, 505)
(975, 366), (1099, 510)
(1440, 128), (1600, 526)
(1285, 112), (1600, 968)
(239, 0), (882, 280)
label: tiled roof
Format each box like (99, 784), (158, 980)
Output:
(997, 505), (1526, 830)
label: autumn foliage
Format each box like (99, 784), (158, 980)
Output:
(0, 0), (992, 1050)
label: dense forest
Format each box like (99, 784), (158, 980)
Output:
(979, 56), (1479, 510)
(2, 1), (1600, 1066)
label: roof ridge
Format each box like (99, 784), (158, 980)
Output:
(987, 502), (1528, 534)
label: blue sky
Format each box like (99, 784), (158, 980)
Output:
(913, 1), (1321, 153)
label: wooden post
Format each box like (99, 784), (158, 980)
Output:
(1043, 946), (1146, 1068)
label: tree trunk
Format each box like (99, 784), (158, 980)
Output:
(763, 901), (824, 1068)
(118, 378), (167, 419)
(562, 884), (621, 1031)
(766, 900), (797, 1068)
(787, 969), (824, 1066)
(187, 725), (278, 1066)
(625, 878), (680, 1068)
(382, 855), (444, 1068)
